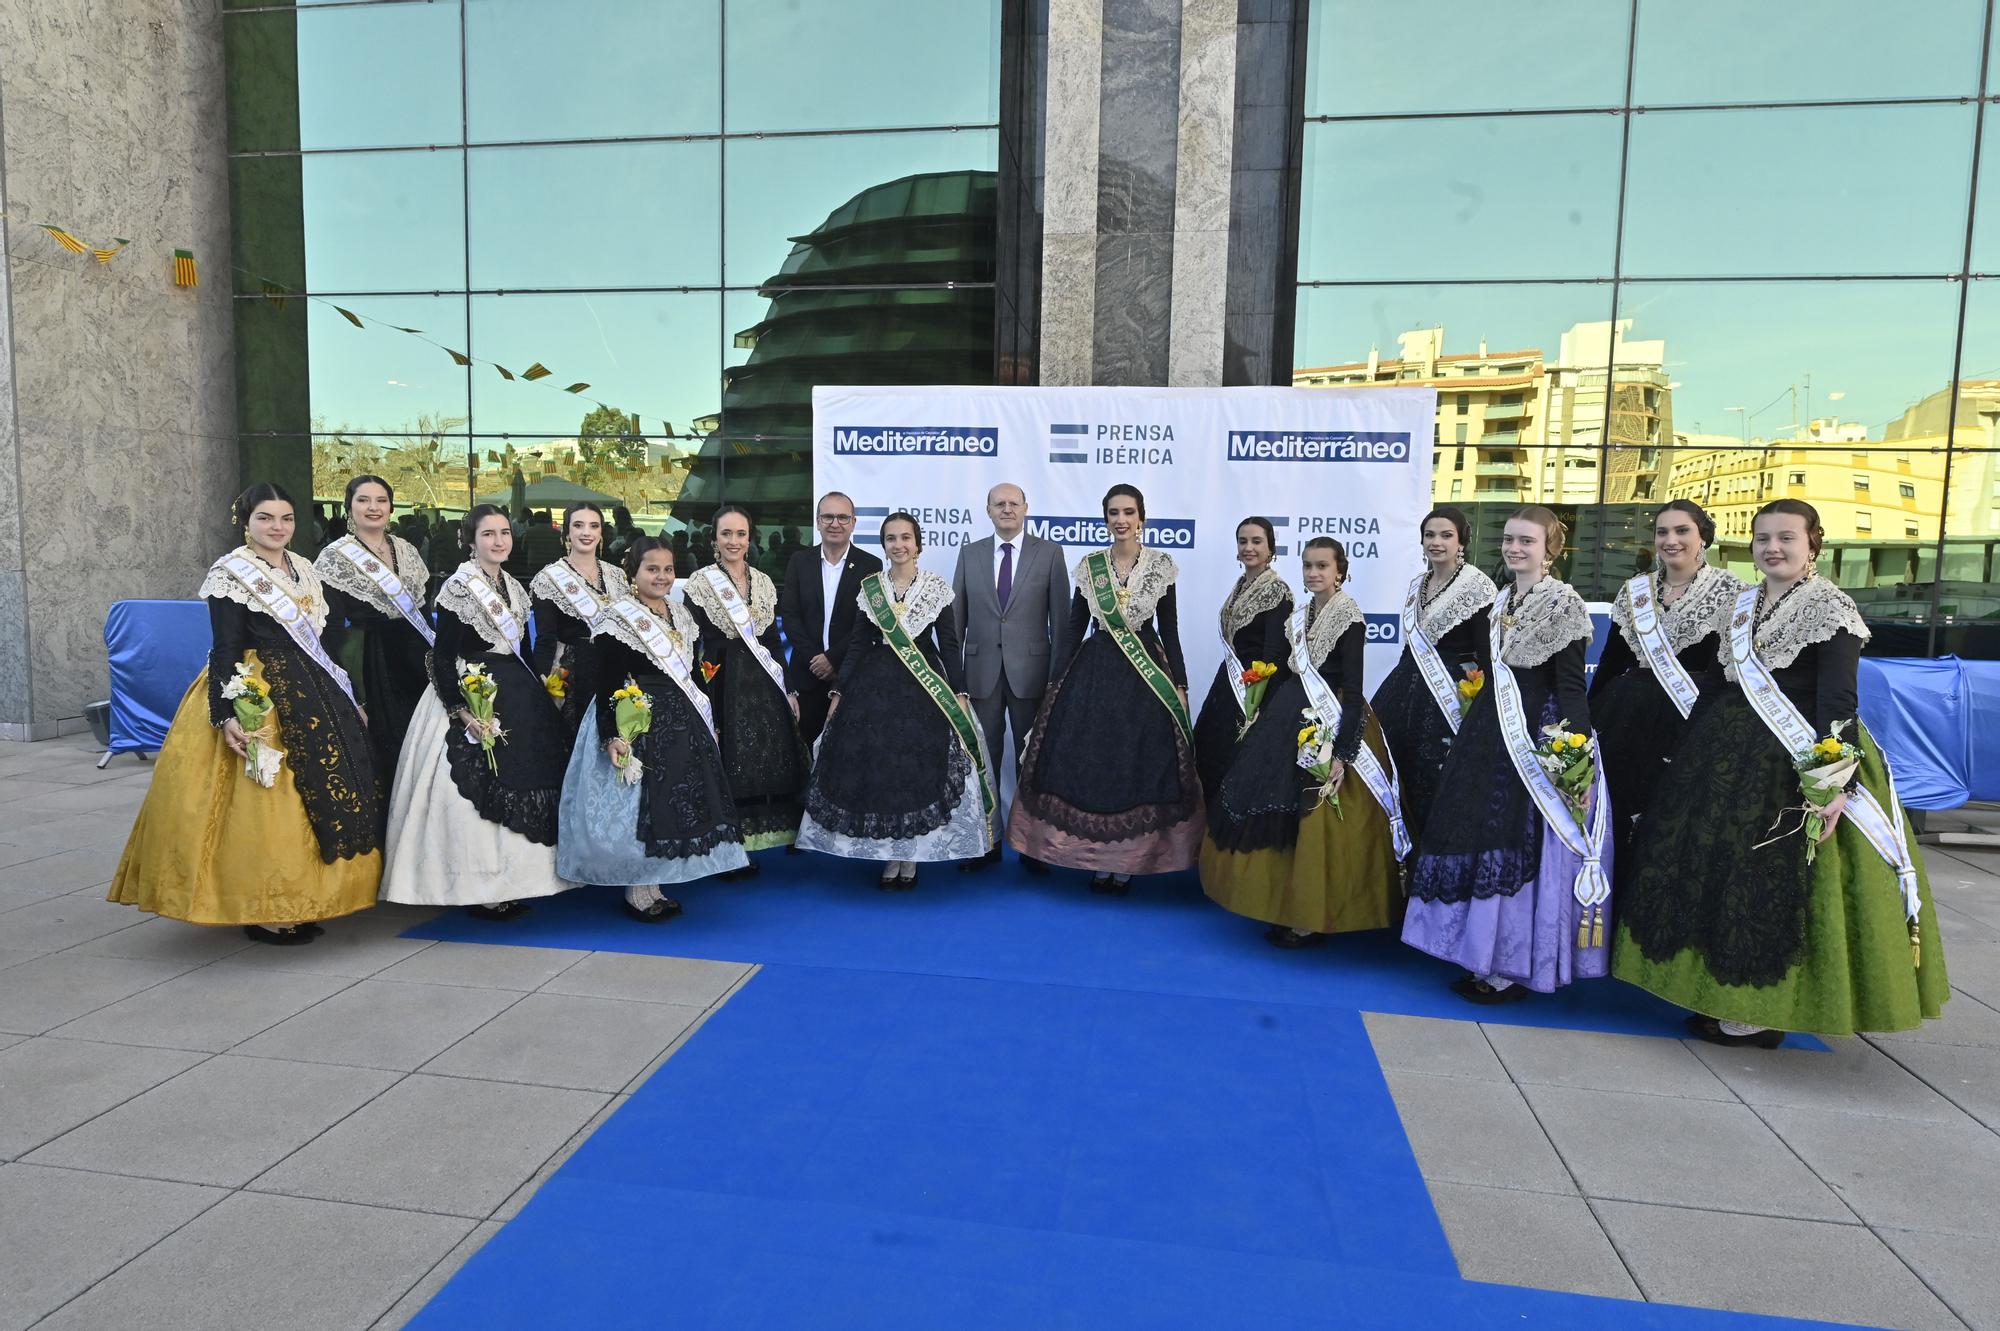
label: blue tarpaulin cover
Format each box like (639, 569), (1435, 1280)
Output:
(104, 599), (210, 755)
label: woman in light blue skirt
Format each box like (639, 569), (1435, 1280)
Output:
(558, 537), (747, 921)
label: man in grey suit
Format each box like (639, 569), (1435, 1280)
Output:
(952, 482), (1075, 873)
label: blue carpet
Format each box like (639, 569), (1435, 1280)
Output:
(405, 850), (1822, 1046)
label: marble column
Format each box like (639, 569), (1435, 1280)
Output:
(1039, 0), (1104, 385)
(1166, 0), (1237, 385)
(0, 0), (237, 738)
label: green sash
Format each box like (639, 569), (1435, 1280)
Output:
(1084, 550), (1194, 746)
(861, 572), (995, 819)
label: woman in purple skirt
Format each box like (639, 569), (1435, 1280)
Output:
(1401, 505), (1611, 1003)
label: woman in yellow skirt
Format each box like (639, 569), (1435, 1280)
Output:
(108, 484), (383, 944)
(1200, 537), (1404, 947)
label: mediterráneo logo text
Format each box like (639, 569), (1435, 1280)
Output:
(1226, 430), (1410, 463)
(1028, 516), (1197, 548)
(831, 426), (999, 457)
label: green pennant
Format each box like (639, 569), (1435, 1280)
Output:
(333, 306), (364, 329)
(520, 363), (551, 381)
(563, 382), (590, 394)
(446, 349), (470, 366)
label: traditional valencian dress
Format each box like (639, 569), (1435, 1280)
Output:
(315, 532), (433, 793)
(1369, 562), (1496, 845)
(1402, 576), (1611, 992)
(1589, 564), (1743, 884)
(381, 561), (574, 906)
(1613, 576), (1948, 1036)
(109, 548), (382, 925)
(1008, 547), (1205, 874)
(1191, 567), (1294, 809)
(683, 563), (810, 851)
(797, 569), (997, 863)
(1200, 588), (1407, 935)
(530, 557), (628, 727)
(558, 592), (748, 896)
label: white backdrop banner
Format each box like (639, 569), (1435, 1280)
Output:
(811, 384), (1438, 705)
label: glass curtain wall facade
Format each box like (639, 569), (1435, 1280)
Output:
(1292, 0), (2000, 655)
(224, 0), (1000, 577)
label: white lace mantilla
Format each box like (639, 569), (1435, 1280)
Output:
(1418, 563), (1498, 642)
(594, 594), (700, 660)
(1220, 568), (1293, 640)
(313, 534), (429, 617)
(199, 548), (330, 632)
(1074, 547), (1178, 630)
(683, 564), (779, 632)
(1498, 578), (1592, 669)
(1610, 563), (1745, 665)
(530, 559), (630, 623)
(1299, 590), (1364, 669)
(436, 561), (531, 653)
(1723, 575), (1871, 679)
(856, 568), (954, 638)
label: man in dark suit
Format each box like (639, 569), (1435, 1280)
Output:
(952, 482), (1075, 873)
(779, 490), (882, 746)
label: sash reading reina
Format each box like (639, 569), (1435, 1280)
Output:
(1084, 551), (1194, 747)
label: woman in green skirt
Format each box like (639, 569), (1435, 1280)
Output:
(1613, 499), (1947, 1044)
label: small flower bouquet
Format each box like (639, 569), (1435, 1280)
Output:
(1794, 721), (1861, 863)
(1238, 659), (1279, 732)
(699, 659), (720, 685)
(610, 678), (653, 785)
(1534, 721), (1594, 817)
(219, 660), (283, 787)
(1457, 665), (1485, 707)
(1295, 707), (1344, 818)
(458, 664), (505, 773)
(544, 666), (570, 702)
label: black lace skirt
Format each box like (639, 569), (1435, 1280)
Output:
(805, 646), (970, 841)
(1594, 669), (1694, 888)
(1015, 632), (1198, 838)
(631, 673), (741, 860)
(712, 639), (810, 844)
(1193, 660), (1247, 809)
(442, 650), (566, 845)
(1619, 691), (1813, 988)
(352, 618), (430, 794)
(1406, 683), (1552, 905)
(1208, 674), (1314, 854)
(1371, 653), (1455, 847)
(259, 644), (383, 863)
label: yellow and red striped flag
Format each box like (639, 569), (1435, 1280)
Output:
(92, 238), (131, 264)
(172, 249), (199, 286)
(41, 225), (88, 255)
(520, 363), (551, 381)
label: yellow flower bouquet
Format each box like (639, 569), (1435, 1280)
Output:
(1294, 708), (1344, 818)
(1457, 665), (1485, 706)
(1238, 659), (1279, 732)
(1793, 721), (1861, 863)
(610, 678), (653, 786)
(218, 659), (282, 787)
(1534, 721), (1594, 817)
(458, 664), (505, 773)
(544, 666), (570, 701)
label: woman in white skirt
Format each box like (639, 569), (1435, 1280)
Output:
(382, 505), (575, 918)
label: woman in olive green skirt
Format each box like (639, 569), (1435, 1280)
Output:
(1201, 539), (1402, 947)
(1613, 500), (1947, 1043)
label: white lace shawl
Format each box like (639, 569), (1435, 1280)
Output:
(198, 548), (330, 633)
(1074, 547), (1178, 630)
(593, 594), (700, 663)
(313, 534), (430, 618)
(435, 561), (531, 654)
(854, 568), (954, 638)
(530, 559), (630, 624)
(1722, 575), (1872, 680)
(1417, 563), (1498, 642)
(1498, 578), (1592, 669)
(1609, 563), (1744, 665)
(683, 564), (779, 633)
(1221, 567), (1293, 640)
(1298, 590), (1363, 670)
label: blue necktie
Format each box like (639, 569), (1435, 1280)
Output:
(997, 541), (1014, 612)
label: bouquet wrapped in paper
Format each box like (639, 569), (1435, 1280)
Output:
(1237, 659), (1279, 734)
(1534, 720), (1594, 818)
(219, 660), (283, 787)
(610, 678), (653, 786)
(1294, 707), (1344, 818)
(458, 664), (505, 773)
(1794, 721), (1861, 864)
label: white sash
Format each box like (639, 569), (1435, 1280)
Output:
(327, 536), (434, 646)
(447, 568), (532, 674)
(1219, 620), (1251, 716)
(1727, 587), (1920, 922)
(700, 566), (788, 695)
(1404, 573), (1464, 733)
(1625, 573), (1700, 720)
(1488, 587), (1612, 917)
(606, 599), (715, 741)
(218, 553), (361, 712)
(1288, 602), (1411, 858)
(543, 562), (610, 626)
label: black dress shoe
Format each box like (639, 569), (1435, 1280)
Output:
(1089, 873), (1114, 893)
(901, 865), (920, 890)
(1685, 1015), (1784, 1049)
(722, 860), (761, 881)
(1021, 855), (1050, 876)
(784, 844), (803, 855)
(957, 848), (1002, 874)
(464, 901), (530, 921)
(1267, 928), (1324, 950)
(879, 863), (901, 889)
(1450, 975), (1529, 1005)
(298, 921), (326, 938)
(243, 924), (315, 946)
(623, 896), (682, 924)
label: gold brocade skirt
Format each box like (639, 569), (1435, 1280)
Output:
(107, 658), (381, 926)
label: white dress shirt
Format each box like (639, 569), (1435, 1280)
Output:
(820, 546), (846, 651)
